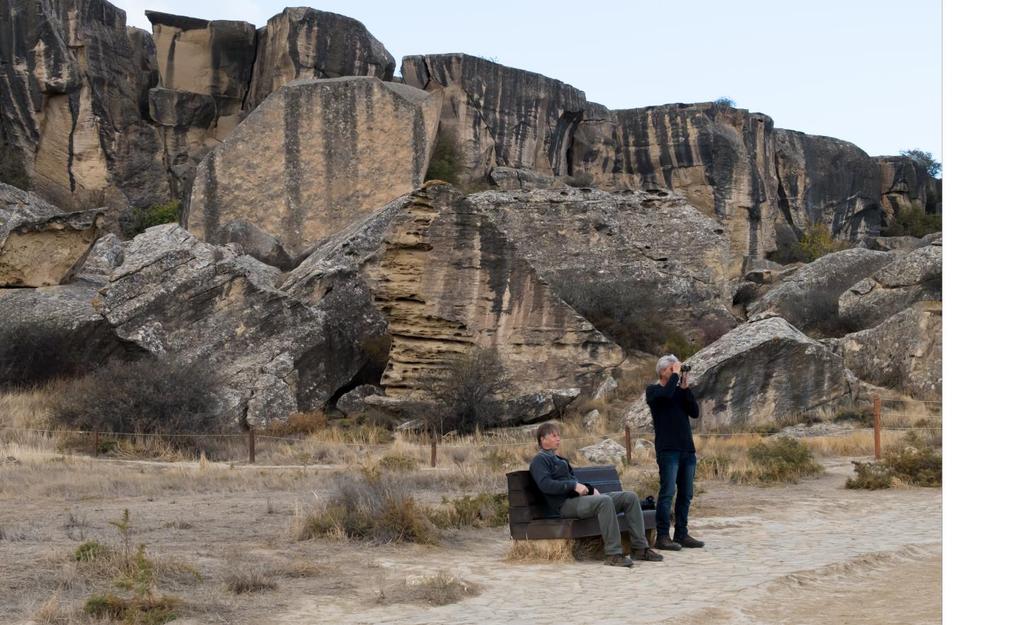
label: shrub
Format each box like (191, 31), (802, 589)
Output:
(297, 475), (439, 544)
(746, 437), (823, 483)
(881, 205), (942, 237)
(405, 570), (480, 606)
(770, 223), (850, 264)
(224, 569), (278, 594)
(83, 593), (180, 625)
(48, 356), (222, 445)
(425, 127), (465, 185)
(120, 200), (181, 238)
(74, 540), (112, 562)
(263, 411), (328, 437)
(426, 347), (509, 435)
(713, 97), (736, 107)
(884, 431), (942, 486)
(0, 324), (93, 390)
(846, 461), (893, 490)
(553, 279), (702, 357)
(377, 454), (418, 472)
(430, 493), (509, 528)
(900, 149), (942, 177)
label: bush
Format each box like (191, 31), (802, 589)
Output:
(262, 411), (328, 437)
(298, 475), (439, 544)
(900, 149), (942, 177)
(377, 454), (419, 472)
(884, 431), (942, 486)
(713, 97), (736, 107)
(83, 593), (180, 625)
(120, 200), (181, 238)
(426, 347), (510, 435)
(0, 324), (94, 390)
(48, 356), (222, 444)
(881, 205), (942, 238)
(430, 493), (509, 528)
(747, 437), (823, 483)
(554, 279), (702, 357)
(74, 540), (113, 562)
(770, 223), (850, 264)
(846, 461), (893, 490)
(425, 127), (465, 185)
(224, 569), (278, 594)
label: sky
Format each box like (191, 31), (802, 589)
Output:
(120, 0), (941, 161)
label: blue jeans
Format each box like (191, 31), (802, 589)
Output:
(656, 450), (697, 538)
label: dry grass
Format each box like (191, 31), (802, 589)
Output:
(377, 569), (481, 607)
(505, 538), (574, 563)
(224, 568), (278, 594)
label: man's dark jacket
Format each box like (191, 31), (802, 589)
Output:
(529, 449), (587, 517)
(645, 372), (701, 453)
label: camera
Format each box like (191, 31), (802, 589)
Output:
(681, 364), (691, 372)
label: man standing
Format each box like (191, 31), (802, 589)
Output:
(529, 422), (663, 567)
(646, 354), (704, 550)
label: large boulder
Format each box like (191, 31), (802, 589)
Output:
(465, 187), (738, 344)
(746, 248), (896, 336)
(826, 302), (942, 400)
(284, 183), (625, 403)
(1, 183), (103, 286)
(571, 102), (781, 275)
(186, 77), (443, 265)
(838, 240), (942, 330)
(877, 155), (941, 226)
(684, 317), (858, 427)
(774, 129), (883, 241)
(245, 7), (395, 111)
(580, 438), (627, 464)
(402, 54), (587, 179)
(99, 224), (383, 426)
(1, 0), (168, 211)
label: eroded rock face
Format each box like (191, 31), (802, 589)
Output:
(774, 129), (882, 241)
(287, 183), (625, 402)
(827, 302), (941, 400)
(683, 317), (857, 427)
(0, 0), (168, 211)
(746, 248), (896, 336)
(187, 77), (443, 264)
(1, 183), (102, 286)
(580, 438), (627, 464)
(465, 187), (738, 344)
(402, 54), (587, 179)
(99, 224), (381, 425)
(245, 7), (395, 111)
(838, 240), (942, 331)
(877, 155), (941, 225)
(571, 102), (780, 274)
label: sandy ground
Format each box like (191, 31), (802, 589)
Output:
(0, 457), (940, 625)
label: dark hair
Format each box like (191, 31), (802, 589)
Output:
(536, 422), (560, 447)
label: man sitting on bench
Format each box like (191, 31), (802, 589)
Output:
(529, 422), (663, 567)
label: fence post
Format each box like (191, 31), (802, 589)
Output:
(625, 425), (632, 465)
(873, 395), (882, 460)
(430, 439), (437, 468)
(248, 428), (256, 464)
(93, 431), (100, 457)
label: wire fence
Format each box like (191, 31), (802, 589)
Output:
(0, 394), (940, 467)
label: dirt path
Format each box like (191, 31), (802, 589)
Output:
(272, 459), (941, 625)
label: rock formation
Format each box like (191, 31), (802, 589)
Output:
(0, 0), (168, 212)
(402, 54), (587, 179)
(186, 77), (443, 266)
(745, 248), (896, 336)
(245, 7), (395, 111)
(774, 129), (883, 241)
(826, 302), (942, 400)
(465, 187), (738, 344)
(571, 102), (781, 274)
(838, 240), (942, 331)
(1, 183), (103, 286)
(877, 155), (942, 224)
(683, 317), (858, 427)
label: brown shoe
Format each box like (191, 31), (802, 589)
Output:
(604, 554), (634, 567)
(676, 533), (704, 548)
(632, 547), (664, 562)
(654, 535), (682, 551)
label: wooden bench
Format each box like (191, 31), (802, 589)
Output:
(506, 464), (656, 541)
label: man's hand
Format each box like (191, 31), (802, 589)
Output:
(671, 361), (682, 375)
(574, 483), (589, 496)
(680, 371), (689, 388)
(592, 487), (600, 495)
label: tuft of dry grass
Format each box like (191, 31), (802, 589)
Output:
(33, 592), (75, 625)
(506, 539), (575, 563)
(377, 569), (481, 607)
(224, 568), (278, 594)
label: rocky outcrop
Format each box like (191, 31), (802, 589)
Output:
(571, 102), (780, 274)
(774, 129), (882, 241)
(683, 317), (858, 427)
(245, 8), (395, 111)
(580, 438), (627, 464)
(1, 183), (103, 286)
(465, 187), (738, 344)
(838, 240), (942, 331)
(99, 224), (383, 426)
(877, 155), (941, 225)
(285, 183), (625, 402)
(402, 54), (587, 179)
(0, 0), (168, 212)
(186, 77), (443, 265)
(746, 248), (896, 336)
(826, 302), (941, 400)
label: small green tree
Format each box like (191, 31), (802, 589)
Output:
(797, 223), (849, 261)
(900, 149), (942, 177)
(425, 127), (465, 185)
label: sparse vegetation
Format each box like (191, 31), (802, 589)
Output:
(900, 148), (942, 177)
(746, 437), (823, 483)
(881, 205), (942, 237)
(770, 223), (850, 264)
(224, 569), (278, 594)
(713, 96), (736, 107)
(83, 592), (181, 625)
(120, 200), (181, 238)
(377, 569), (480, 607)
(425, 347), (510, 436)
(0, 324), (94, 390)
(262, 411), (329, 437)
(846, 431), (942, 489)
(430, 493), (509, 528)
(425, 127), (465, 186)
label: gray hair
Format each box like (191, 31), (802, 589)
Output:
(655, 354), (680, 376)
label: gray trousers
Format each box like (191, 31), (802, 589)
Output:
(559, 491), (649, 556)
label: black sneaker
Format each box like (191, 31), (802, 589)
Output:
(631, 547), (664, 562)
(675, 533), (704, 548)
(604, 554), (634, 567)
(654, 535), (682, 551)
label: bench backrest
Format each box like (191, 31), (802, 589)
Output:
(506, 464), (624, 522)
